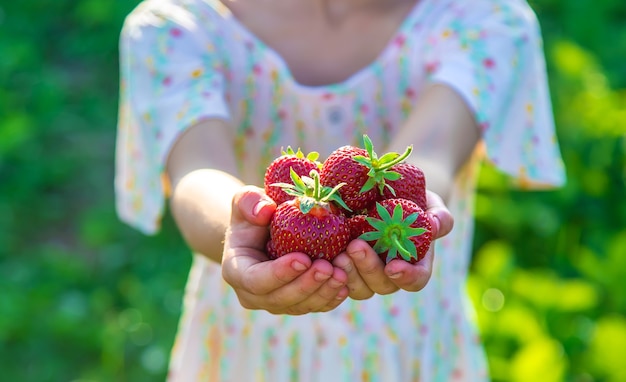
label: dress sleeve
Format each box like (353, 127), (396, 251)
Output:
(425, 0), (566, 188)
(115, 1), (230, 234)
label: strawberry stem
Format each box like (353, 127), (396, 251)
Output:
(390, 233), (412, 258)
(312, 170), (321, 199)
(378, 145), (413, 171)
(361, 135), (413, 171)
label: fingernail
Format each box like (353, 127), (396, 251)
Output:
(253, 199), (272, 216)
(388, 272), (402, 279)
(349, 251), (365, 261)
(314, 272), (331, 282)
(291, 261), (307, 272)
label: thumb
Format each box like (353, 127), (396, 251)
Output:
(230, 185), (276, 227)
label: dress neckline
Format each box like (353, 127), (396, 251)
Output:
(212, 0), (426, 94)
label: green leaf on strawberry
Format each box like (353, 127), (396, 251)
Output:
(283, 146), (321, 164)
(352, 135), (412, 194)
(359, 200), (429, 263)
(264, 147), (322, 205)
(272, 168), (352, 213)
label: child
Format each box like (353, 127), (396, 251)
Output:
(115, 0), (566, 380)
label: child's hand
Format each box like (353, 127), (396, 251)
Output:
(221, 186), (349, 315)
(332, 190), (453, 299)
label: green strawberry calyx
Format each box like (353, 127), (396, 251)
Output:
(352, 135), (413, 195)
(281, 146), (322, 169)
(272, 168), (352, 213)
(359, 202), (427, 263)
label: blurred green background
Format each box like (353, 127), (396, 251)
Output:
(1, 0), (625, 381)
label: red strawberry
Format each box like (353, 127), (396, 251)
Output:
(320, 145), (373, 211)
(346, 214), (371, 242)
(382, 163), (427, 211)
(320, 135), (412, 212)
(269, 169), (351, 261)
(266, 239), (278, 260)
(359, 198), (432, 264)
(264, 147), (321, 205)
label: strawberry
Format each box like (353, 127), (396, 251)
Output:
(346, 214), (371, 242)
(381, 162), (427, 211)
(320, 135), (412, 212)
(266, 239), (278, 260)
(264, 147), (321, 205)
(269, 169), (351, 261)
(320, 144), (375, 212)
(359, 198), (432, 264)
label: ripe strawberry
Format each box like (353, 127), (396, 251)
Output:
(382, 163), (427, 211)
(266, 239), (278, 260)
(320, 135), (412, 212)
(269, 169), (351, 261)
(264, 147), (321, 205)
(320, 144), (374, 212)
(346, 214), (371, 242)
(359, 198), (432, 264)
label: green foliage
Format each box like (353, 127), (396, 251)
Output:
(471, 1), (626, 380)
(0, 0), (188, 380)
(1, 0), (625, 381)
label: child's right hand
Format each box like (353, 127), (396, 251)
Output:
(221, 186), (350, 315)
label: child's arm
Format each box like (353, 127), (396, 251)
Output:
(391, 83), (481, 202)
(165, 118), (242, 263)
(333, 83), (478, 295)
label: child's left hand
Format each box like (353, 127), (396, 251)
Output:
(332, 190), (453, 299)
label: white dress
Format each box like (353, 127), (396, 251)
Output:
(115, 0), (566, 380)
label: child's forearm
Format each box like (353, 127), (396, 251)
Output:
(166, 119), (242, 263)
(169, 168), (244, 262)
(388, 84), (481, 202)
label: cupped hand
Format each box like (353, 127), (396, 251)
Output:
(221, 186), (349, 315)
(332, 190), (454, 299)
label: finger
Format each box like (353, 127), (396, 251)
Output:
(231, 185), (276, 227)
(425, 190), (453, 238)
(238, 260), (333, 314)
(222, 251), (312, 294)
(346, 240), (398, 295)
(317, 286), (350, 312)
(384, 245), (434, 292)
(225, 186), (276, 252)
(261, 260), (336, 307)
(284, 267), (349, 315)
(333, 252), (374, 300)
